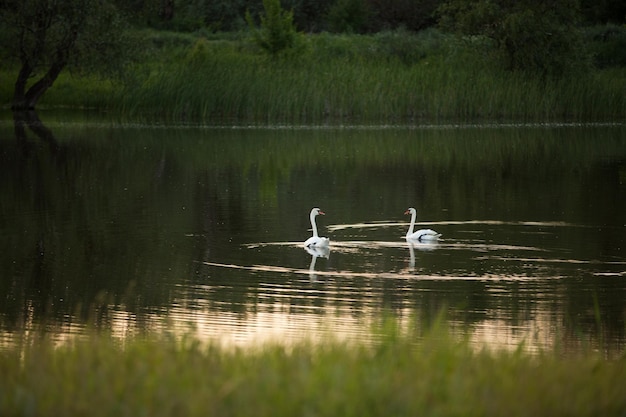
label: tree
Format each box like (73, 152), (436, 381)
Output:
(1, 0), (131, 110)
(246, 0), (300, 56)
(437, 0), (588, 78)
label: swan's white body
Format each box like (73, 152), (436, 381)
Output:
(404, 207), (441, 242)
(304, 208), (330, 248)
(305, 244), (330, 259)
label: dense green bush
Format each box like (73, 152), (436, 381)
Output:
(584, 24), (626, 68)
(327, 0), (372, 33)
(369, 28), (443, 64)
(246, 0), (302, 56)
(437, 0), (590, 78)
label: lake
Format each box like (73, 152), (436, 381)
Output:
(1, 111), (625, 354)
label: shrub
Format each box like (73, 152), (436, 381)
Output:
(246, 0), (301, 56)
(584, 24), (626, 68)
(327, 0), (372, 33)
(437, 0), (591, 78)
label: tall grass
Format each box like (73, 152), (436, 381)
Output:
(2, 29), (625, 123)
(113, 31), (626, 123)
(1, 321), (625, 417)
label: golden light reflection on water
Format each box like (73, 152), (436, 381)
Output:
(98, 295), (568, 354)
(468, 316), (555, 353)
(0, 275), (617, 356)
(106, 225), (624, 354)
(2, 219), (623, 355)
(163, 308), (374, 347)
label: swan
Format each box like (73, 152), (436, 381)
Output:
(404, 207), (441, 241)
(304, 207), (330, 248)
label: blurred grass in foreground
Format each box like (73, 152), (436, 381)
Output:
(1, 319), (625, 417)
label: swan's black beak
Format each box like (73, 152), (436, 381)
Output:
(404, 210), (410, 215)
(319, 210), (326, 215)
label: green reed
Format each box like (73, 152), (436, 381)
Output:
(2, 30), (624, 123)
(114, 32), (626, 123)
(1, 321), (625, 417)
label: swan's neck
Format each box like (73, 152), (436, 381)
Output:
(310, 213), (319, 237)
(407, 211), (417, 236)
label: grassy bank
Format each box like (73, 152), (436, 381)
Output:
(1, 324), (625, 417)
(2, 29), (625, 124)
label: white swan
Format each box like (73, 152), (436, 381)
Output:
(404, 207), (441, 241)
(304, 208), (330, 248)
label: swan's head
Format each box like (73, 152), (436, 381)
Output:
(404, 208), (416, 216)
(311, 207), (325, 216)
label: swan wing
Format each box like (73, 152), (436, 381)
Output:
(304, 236), (330, 248)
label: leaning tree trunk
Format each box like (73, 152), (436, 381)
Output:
(12, 58), (68, 111)
(11, 18), (76, 111)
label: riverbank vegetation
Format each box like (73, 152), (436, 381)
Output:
(1, 0), (625, 123)
(1, 321), (625, 417)
(2, 28), (624, 124)
(154, 31), (626, 123)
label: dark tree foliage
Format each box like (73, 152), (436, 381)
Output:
(110, 0), (623, 34)
(327, 0), (372, 33)
(202, 0), (254, 31)
(1, 0), (131, 110)
(286, 0), (335, 32)
(437, 0), (589, 78)
(111, 0), (171, 26)
(579, 0), (626, 24)
(108, 0), (626, 34)
(367, 0), (440, 31)
(118, 0), (264, 32)
(584, 24), (626, 68)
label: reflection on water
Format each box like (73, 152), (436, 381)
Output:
(0, 112), (625, 354)
(305, 245), (330, 282)
(198, 217), (625, 353)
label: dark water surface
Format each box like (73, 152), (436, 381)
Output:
(1, 112), (625, 353)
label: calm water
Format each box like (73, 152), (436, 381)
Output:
(1, 112), (625, 353)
